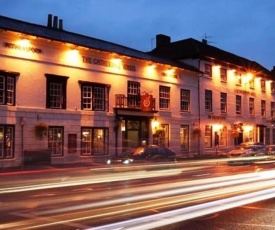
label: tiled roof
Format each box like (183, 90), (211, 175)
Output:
(149, 37), (271, 77)
(0, 15), (200, 73)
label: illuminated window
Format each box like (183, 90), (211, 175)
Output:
(81, 127), (108, 156)
(180, 89), (190, 112)
(236, 95), (242, 114)
(205, 125), (212, 148)
(235, 72), (242, 86)
(45, 74), (68, 109)
(204, 64), (212, 77)
(219, 126), (227, 147)
(261, 100), (266, 117)
(127, 81), (140, 108)
(159, 86), (170, 110)
(220, 92), (227, 113)
(261, 79), (266, 92)
(80, 82), (109, 111)
(0, 125), (14, 159)
(249, 78), (254, 89)
(180, 125), (189, 151)
(271, 82), (275, 93)
(271, 102), (275, 118)
(0, 73), (17, 106)
(205, 90), (212, 112)
(220, 68), (227, 82)
(48, 126), (63, 157)
(249, 97), (255, 116)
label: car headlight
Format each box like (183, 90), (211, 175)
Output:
(106, 159), (112, 164)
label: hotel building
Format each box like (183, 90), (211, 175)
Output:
(150, 34), (274, 155)
(0, 15), (201, 168)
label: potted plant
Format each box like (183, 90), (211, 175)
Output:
(192, 127), (201, 138)
(34, 122), (48, 140)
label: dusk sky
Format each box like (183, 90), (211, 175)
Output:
(1, 0), (274, 70)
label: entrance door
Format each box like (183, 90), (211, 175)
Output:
(123, 119), (149, 149)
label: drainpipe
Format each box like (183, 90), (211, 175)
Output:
(198, 60), (202, 157)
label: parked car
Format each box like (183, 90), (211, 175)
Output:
(267, 145), (275, 155)
(107, 145), (177, 164)
(227, 145), (267, 158)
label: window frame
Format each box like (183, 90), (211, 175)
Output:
(0, 72), (18, 106)
(0, 125), (15, 159)
(220, 68), (227, 82)
(261, 79), (266, 92)
(127, 81), (140, 108)
(220, 92), (227, 113)
(261, 100), (266, 117)
(45, 74), (68, 109)
(180, 125), (189, 151)
(81, 127), (109, 156)
(80, 81), (110, 111)
(271, 102), (275, 118)
(204, 63), (212, 77)
(159, 86), (170, 110)
(236, 95), (242, 115)
(48, 126), (64, 157)
(249, 97), (255, 116)
(205, 90), (212, 112)
(180, 89), (190, 112)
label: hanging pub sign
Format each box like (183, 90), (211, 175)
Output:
(141, 93), (153, 111)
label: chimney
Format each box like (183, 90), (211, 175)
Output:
(59, 19), (63, 30)
(47, 14), (52, 28)
(156, 34), (171, 48)
(53, 16), (58, 29)
(202, 39), (208, 45)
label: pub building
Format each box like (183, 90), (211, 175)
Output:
(150, 34), (275, 155)
(0, 15), (201, 168)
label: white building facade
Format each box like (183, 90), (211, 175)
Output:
(150, 35), (275, 155)
(0, 15), (201, 168)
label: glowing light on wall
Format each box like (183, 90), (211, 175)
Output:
(244, 125), (253, 132)
(152, 117), (160, 132)
(17, 38), (30, 46)
(213, 124), (223, 132)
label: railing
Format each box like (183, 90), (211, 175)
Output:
(115, 94), (156, 111)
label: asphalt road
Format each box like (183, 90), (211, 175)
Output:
(1, 159), (275, 229)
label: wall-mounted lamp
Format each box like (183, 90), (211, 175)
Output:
(151, 117), (160, 131)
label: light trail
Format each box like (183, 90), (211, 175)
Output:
(89, 187), (275, 230)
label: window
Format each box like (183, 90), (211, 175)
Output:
(0, 125), (14, 159)
(235, 72), (242, 86)
(249, 97), (255, 116)
(0, 72), (17, 106)
(249, 78), (254, 89)
(261, 79), (266, 92)
(220, 68), (227, 82)
(180, 125), (189, 151)
(180, 89), (190, 112)
(205, 125), (212, 148)
(48, 126), (63, 157)
(127, 81), (140, 108)
(261, 100), (266, 117)
(204, 64), (212, 77)
(159, 86), (170, 110)
(221, 92), (227, 113)
(220, 126), (227, 147)
(205, 90), (212, 112)
(80, 82), (109, 111)
(271, 102), (275, 118)
(236, 95), (242, 114)
(271, 81), (275, 93)
(81, 127), (108, 156)
(45, 74), (68, 109)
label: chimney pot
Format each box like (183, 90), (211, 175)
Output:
(47, 14), (52, 27)
(53, 16), (58, 28)
(59, 19), (63, 30)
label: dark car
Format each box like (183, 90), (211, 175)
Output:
(107, 145), (177, 164)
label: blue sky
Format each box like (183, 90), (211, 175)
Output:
(1, 0), (274, 70)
